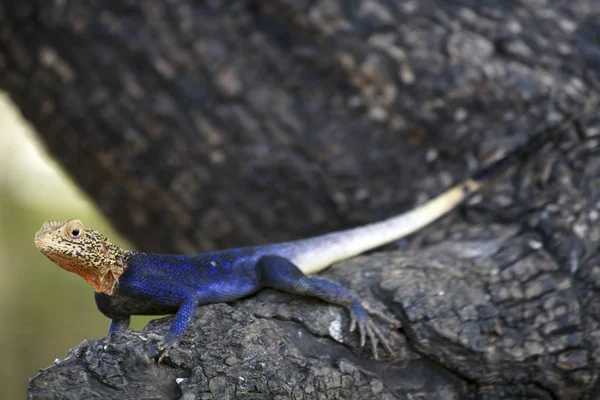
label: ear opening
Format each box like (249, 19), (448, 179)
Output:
(101, 240), (109, 254)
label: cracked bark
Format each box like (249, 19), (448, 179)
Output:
(1, 0), (599, 399)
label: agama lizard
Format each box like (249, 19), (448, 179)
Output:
(34, 111), (582, 361)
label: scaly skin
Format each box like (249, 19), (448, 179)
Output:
(34, 105), (587, 361)
(35, 220), (132, 294)
(35, 220), (396, 360)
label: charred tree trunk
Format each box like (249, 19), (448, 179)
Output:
(1, 1), (600, 399)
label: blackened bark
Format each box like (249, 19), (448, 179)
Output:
(2, 0), (599, 399)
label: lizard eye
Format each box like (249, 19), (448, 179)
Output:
(64, 219), (84, 240)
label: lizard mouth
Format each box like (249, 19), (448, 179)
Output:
(34, 232), (51, 249)
(34, 237), (57, 255)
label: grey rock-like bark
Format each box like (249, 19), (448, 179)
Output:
(28, 227), (600, 399)
(2, 0), (599, 399)
(1, 0), (598, 253)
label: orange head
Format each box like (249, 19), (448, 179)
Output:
(34, 219), (131, 294)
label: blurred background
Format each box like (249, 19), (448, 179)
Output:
(0, 92), (151, 399)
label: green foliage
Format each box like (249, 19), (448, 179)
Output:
(0, 96), (152, 399)
(0, 191), (105, 398)
(0, 189), (159, 400)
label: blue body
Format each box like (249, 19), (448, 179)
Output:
(94, 245), (371, 351)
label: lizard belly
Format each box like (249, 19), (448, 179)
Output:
(95, 291), (179, 318)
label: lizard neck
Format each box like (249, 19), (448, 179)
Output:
(92, 248), (136, 295)
(60, 246), (137, 296)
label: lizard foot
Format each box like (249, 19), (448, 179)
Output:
(362, 303), (400, 328)
(348, 302), (394, 360)
(148, 332), (180, 363)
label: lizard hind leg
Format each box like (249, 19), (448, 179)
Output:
(256, 255), (394, 359)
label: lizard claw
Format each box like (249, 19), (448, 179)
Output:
(362, 303), (400, 328)
(148, 332), (179, 363)
(348, 302), (396, 360)
(349, 314), (357, 333)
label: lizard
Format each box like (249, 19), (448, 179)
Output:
(34, 108), (585, 361)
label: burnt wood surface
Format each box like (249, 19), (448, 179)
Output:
(1, 0), (599, 399)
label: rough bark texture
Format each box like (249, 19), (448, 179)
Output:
(1, 0), (599, 399)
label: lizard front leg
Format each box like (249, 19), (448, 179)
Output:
(108, 317), (131, 333)
(256, 255), (394, 359)
(155, 296), (200, 362)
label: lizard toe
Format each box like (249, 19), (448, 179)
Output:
(348, 302), (395, 359)
(150, 332), (180, 363)
(362, 303), (400, 328)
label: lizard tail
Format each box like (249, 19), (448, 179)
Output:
(283, 104), (591, 275)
